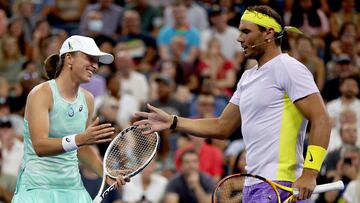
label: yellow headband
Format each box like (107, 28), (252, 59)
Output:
(241, 10), (282, 33)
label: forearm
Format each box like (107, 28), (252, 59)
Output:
(176, 117), (230, 139)
(78, 146), (103, 177)
(32, 137), (68, 156)
(307, 115), (331, 149)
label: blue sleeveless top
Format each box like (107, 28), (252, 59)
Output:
(21, 79), (88, 189)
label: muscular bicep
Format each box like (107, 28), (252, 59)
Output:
(218, 103), (241, 136)
(294, 93), (327, 122)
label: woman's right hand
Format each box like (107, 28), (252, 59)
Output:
(76, 117), (115, 146)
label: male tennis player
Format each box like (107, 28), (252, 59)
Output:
(135, 5), (331, 202)
(11, 35), (129, 203)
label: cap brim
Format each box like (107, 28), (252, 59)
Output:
(83, 50), (114, 64)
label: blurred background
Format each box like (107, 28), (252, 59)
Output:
(1, 0), (360, 202)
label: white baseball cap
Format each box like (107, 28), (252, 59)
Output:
(59, 35), (114, 64)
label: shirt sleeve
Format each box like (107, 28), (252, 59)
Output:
(277, 58), (319, 102)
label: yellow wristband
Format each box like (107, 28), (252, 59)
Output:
(304, 145), (327, 172)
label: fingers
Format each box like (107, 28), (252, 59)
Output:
(133, 119), (148, 127)
(134, 111), (150, 118)
(293, 187), (313, 200)
(91, 117), (100, 127)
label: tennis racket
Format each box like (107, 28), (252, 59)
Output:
(93, 125), (160, 203)
(212, 173), (344, 203)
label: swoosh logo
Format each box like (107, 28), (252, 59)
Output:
(309, 151), (313, 162)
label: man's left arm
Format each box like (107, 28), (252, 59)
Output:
(293, 92), (331, 200)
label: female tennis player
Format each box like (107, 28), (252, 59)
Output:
(11, 35), (129, 203)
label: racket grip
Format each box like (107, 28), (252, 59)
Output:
(292, 181), (344, 196)
(313, 181), (344, 194)
(92, 183), (117, 203)
(93, 196), (102, 203)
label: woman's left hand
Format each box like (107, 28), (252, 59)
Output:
(106, 175), (130, 189)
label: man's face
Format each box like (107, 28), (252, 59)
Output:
(181, 152), (199, 174)
(237, 21), (266, 61)
(341, 123), (358, 145)
(340, 79), (359, 98)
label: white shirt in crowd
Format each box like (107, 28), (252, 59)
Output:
(201, 26), (243, 60)
(121, 173), (168, 203)
(121, 71), (150, 105)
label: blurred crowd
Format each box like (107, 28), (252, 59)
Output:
(0, 0), (360, 202)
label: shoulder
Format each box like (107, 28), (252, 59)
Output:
(27, 81), (52, 101)
(26, 81), (52, 109)
(81, 88), (94, 104)
(274, 54), (310, 74)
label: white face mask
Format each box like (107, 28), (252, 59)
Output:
(88, 20), (103, 32)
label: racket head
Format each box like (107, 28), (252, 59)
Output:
(212, 173), (282, 203)
(102, 125), (160, 179)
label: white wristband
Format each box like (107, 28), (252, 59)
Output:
(62, 134), (78, 152)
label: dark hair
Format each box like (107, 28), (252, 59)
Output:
(290, 0), (321, 28)
(44, 54), (64, 79)
(180, 149), (198, 163)
(339, 74), (360, 86)
(246, 5), (284, 46)
(339, 22), (357, 38)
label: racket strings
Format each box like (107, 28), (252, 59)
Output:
(215, 175), (277, 203)
(105, 127), (157, 177)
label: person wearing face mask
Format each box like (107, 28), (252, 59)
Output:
(79, 0), (123, 38)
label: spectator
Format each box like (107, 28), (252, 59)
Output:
(0, 139), (16, 203)
(121, 160), (168, 203)
(94, 71), (139, 127)
(321, 145), (360, 203)
(323, 123), (358, 173)
(175, 133), (224, 181)
(0, 9), (7, 38)
(79, 0), (123, 38)
(285, 0), (329, 38)
(163, 0), (209, 31)
(293, 35), (326, 91)
(117, 10), (158, 74)
(146, 74), (188, 117)
(0, 35), (26, 84)
(7, 16), (31, 58)
(330, 22), (358, 62)
(47, 0), (87, 34)
(327, 75), (360, 130)
(158, 1), (200, 64)
(11, 0), (41, 43)
(124, 0), (162, 34)
(197, 37), (236, 97)
(114, 50), (149, 105)
(322, 54), (358, 102)
(343, 170), (360, 203)
(163, 150), (215, 203)
(200, 4), (244, 65)
(152, 60), (193, 104)
(0, 119), (23, 178)
(31, 18), (67, 62)
(329, 0), (360, 39)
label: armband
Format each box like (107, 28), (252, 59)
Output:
(304, 145), (326, 172)
(170, 115), (178, 130)
(62, 134), (78, 152)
